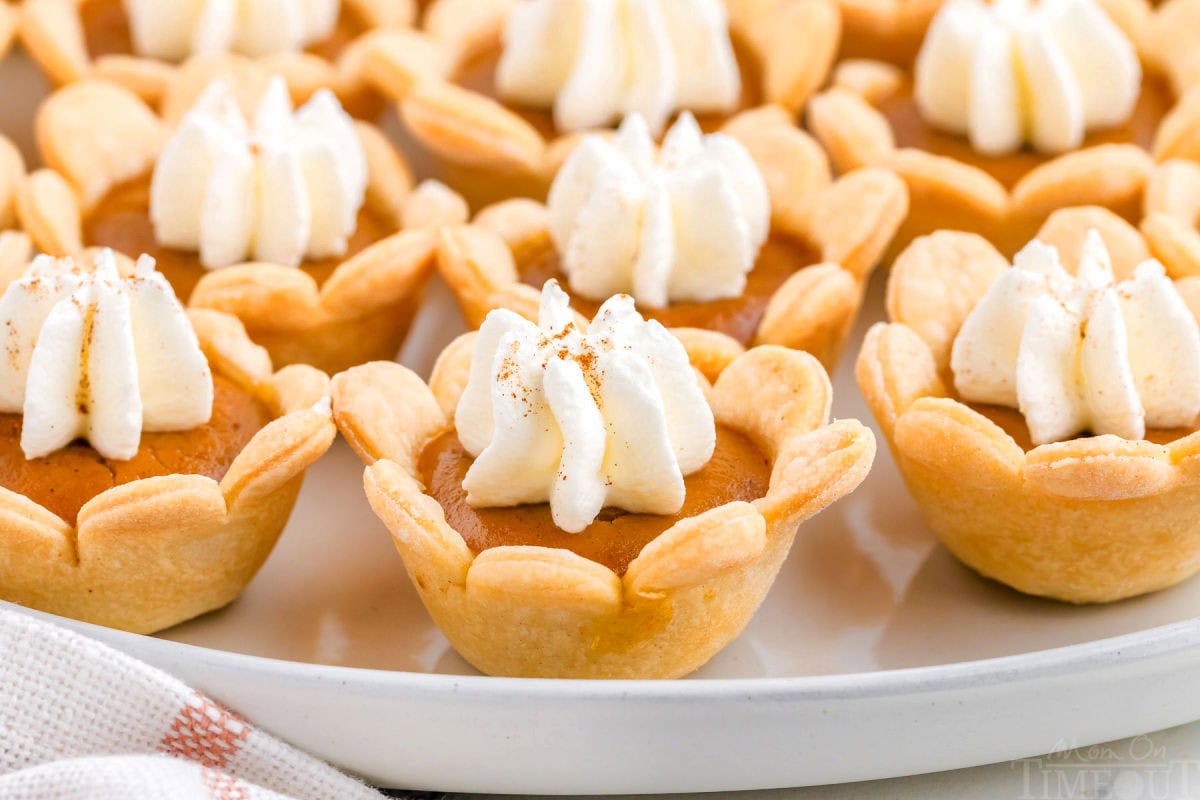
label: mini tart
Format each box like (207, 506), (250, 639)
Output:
(436, 107), (909, 371)
(357, 0), (840, 209)
(0, 287), (336, 634)
(18, 0), (415, 115)
(17, 62), (459, 375)
(331, 336), (874, 678)
(808, 0), (1197, 261)
(858, 205), (1200, 604)
(835, 0), (944, 67)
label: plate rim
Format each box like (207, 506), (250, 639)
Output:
(9, 600), (1200, 702)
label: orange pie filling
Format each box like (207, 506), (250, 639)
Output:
(0, 375), (269, 525)
(420, 426), (771, 575)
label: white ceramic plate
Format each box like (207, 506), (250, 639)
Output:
(3, 51), (1200, 796)
(9, 275), (1200, 793)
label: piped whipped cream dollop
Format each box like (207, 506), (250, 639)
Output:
(496, 0), (741, 135)
(151, 77), (368, 270)
(548, 113), (770, 309)
(0, 251), (213, 461)
(951, 231), (1200, 445)
(455, 280), (715, 533)
(125, 0), (341, 60)
(914, 0), (1141, 155)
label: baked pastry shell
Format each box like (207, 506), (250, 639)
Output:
(18, 62), (457, 375)
(809, 0), (1200, 261)
(435, 106), (909, 374)
(359, 0), (841, 209)
(0, 298), (337, 634)
(17, 0), (415, 115)
(331, 337), (875, 678)
(857, 206), (1200, 604)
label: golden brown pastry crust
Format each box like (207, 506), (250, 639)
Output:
(0, 290), (337, 633)
(331, 336), (875, 678)
(809, 0), (1192, 260)
(17, 0), (414, 110)
(436, 106), (908, 371)
(858, 206), (1200, 604)
(359, 0), (841, 208)
(18, 63), (462, 374)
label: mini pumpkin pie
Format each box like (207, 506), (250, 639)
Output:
(437, 110), (908, 370)
(358, 0), (840, 209)
(18, 0), (415, 114)
(0, 248), (336, 633)
(331, 281), (875, 678)
(858, 205), (1200, 604)
(808, 0), (1191, 260)
(17, 62), (465, 374)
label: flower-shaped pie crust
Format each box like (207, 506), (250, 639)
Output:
(331, 336), (874, 678)
(16, 57), (462, 374)
(0, 277), (337, 634)
(356, 0), (841, 208)
(436, 106), (908, 371)
(18, 0), (414, 114)
(858, 205), (1200, 603)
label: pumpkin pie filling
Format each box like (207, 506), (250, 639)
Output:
(513, 233), (818, 346)
(84, 176), (394, 301)
(0, 374), (270, 525)
(79, 0), (367, 63)
(877, 75), (1174, 189)
(420, 425), (771, 575)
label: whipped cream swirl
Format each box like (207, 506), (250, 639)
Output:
(496, 0), (741, 135)
(548, 113), (770, 309)
(151, 77), (368, 270)
(951, 231), (1200, 445)
(125, 0), (341, 60)
(0, 251), (213, 461)
(914, 0), (1141, 155)
(455, 281), (715, 533)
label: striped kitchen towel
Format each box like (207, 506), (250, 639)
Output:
(0, 608), (382, 800)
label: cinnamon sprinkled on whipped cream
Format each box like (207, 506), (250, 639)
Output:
(455, 281), (715, 532)
(0, 251), (212, 461)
